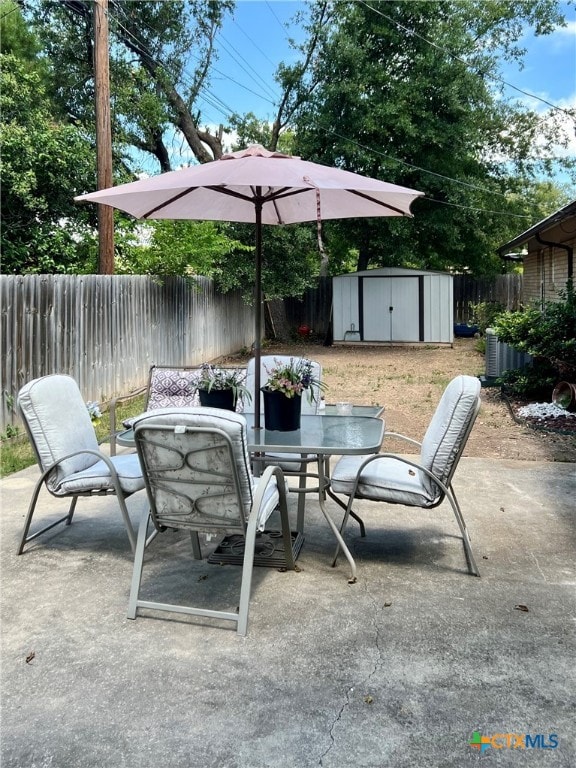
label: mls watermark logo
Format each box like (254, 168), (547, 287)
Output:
(469, 731), (559, 752)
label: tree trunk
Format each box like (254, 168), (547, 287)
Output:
(265, 299), (292, 342)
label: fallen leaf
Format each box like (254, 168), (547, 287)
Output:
(408, 469), (416, 476)
(25, 651), (35, 664)
(364, 695), (374, 704)
(197, 574), (207, 582)
(514, 604), (529, 612)
(384, 601), (392, 607)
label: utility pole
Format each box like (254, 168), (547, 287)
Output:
(94, 0), (114, 274)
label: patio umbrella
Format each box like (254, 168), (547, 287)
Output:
(76, 145), (423, 428)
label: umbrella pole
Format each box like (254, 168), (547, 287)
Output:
(254, 200), (263, 430)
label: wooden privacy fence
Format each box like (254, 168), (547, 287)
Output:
(1, 272), (522, 430)
(452, 274), (522, 323)
(1, 275), (253, 431)
(284, 277), (333, 340)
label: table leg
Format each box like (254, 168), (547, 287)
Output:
(326, 486), (366, 538)
(317, 454), (357, 584)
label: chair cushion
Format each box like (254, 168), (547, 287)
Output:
(146, 368), (201, 410)
(419, 375), (480, 496)
(132, 407), (254, 515)
(331, 454), (438, 507)
(17, 375), (100, 493)
(58, 454), (145, 496)
(132, 408), (285, 531)
(252, 474), (284, 530)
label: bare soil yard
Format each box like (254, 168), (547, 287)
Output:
(227, 337), (576, 463)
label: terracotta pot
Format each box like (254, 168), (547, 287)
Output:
(551, 381), (576, 412)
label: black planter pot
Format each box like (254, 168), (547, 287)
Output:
(198, 388), (236, 411)
(262, 389), (302, 431)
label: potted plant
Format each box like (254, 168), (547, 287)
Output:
(196, 364), (251, 411)
(262, 358), (325, 431)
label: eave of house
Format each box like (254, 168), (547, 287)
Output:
(498, 199), (576, 255)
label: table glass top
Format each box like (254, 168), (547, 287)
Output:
(323, 404), (384, 418)
(117, 410), (385, 456)
(244, 413), (384, 455)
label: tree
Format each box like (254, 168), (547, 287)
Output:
(280, 0), (575, 276)
(29, 0), (234, 171)
(0, 53), (98, 273)
(113, 220), (250, 278)
(1, 0), (43, 63)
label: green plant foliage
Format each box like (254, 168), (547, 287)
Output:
(30, 0), (234, 170)
(215, 223), (321, 302)
(494, 288), (576, 367)
(498, 359), (558, 399)
(195, 364), (251, 407)
(0, 54), (97, 273)
(114, 220), (250, 278)
(493, 286), (576, 394)
(470, 301), (506, 334)
(284, 0), (575, 276)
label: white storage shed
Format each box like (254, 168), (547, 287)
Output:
(332, 267), (453, 344)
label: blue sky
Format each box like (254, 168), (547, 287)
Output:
(200, 0), (575, 162)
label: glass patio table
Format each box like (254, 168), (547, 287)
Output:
(116, 409), (385, 581)
(245, 412), (385, 582)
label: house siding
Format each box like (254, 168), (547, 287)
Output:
(521, 223), (574, 306)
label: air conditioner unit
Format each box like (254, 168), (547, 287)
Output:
(485, 328), (531, 379)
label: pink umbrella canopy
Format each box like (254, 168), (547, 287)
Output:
(76, 145), (424, 427)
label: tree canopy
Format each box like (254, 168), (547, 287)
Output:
(0, 52), (98, 272)
(280, 0), (575, 275)
(30, 0), (233, 170)
(2, 0), (574, 286)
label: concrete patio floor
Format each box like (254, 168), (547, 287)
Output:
(1, 456), (575, 767)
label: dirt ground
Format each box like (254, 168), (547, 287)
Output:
(227, 337), (576, 463)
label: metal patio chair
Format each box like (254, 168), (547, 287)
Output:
(109, 364), (249, 454)
(245, 355), (326, 532)
(109, 365), (202, 454)
(330, 375), (482, 576)
(16, 374), (145, 555)
(128, 407), (295, 635)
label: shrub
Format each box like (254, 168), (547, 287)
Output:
(470, 301), (505, 335)
(493, 286), (576, 387)
(498, 359), (558, 399)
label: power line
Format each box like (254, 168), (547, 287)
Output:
(327, 130), (518, 200)
(325, 131), (539, 219)
(0, 4), (20, 22)
(264, 1), (290, 35)
(217, 31), (279, 102)
(108, 4), (546, 220)
(360, 0), (575, 121)
(110, 2), (276, 112)
(425, 197), (532, 219)
(108, 5), (238, 120)
(67, 2), (561, 221)
(231, 19), (276, 69)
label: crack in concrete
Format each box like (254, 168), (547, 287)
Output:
(318, 537), (386, 766)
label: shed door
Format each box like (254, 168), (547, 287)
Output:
(361, 277), (420, 342)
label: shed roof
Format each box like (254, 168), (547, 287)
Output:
(333, 266), (451, 279)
